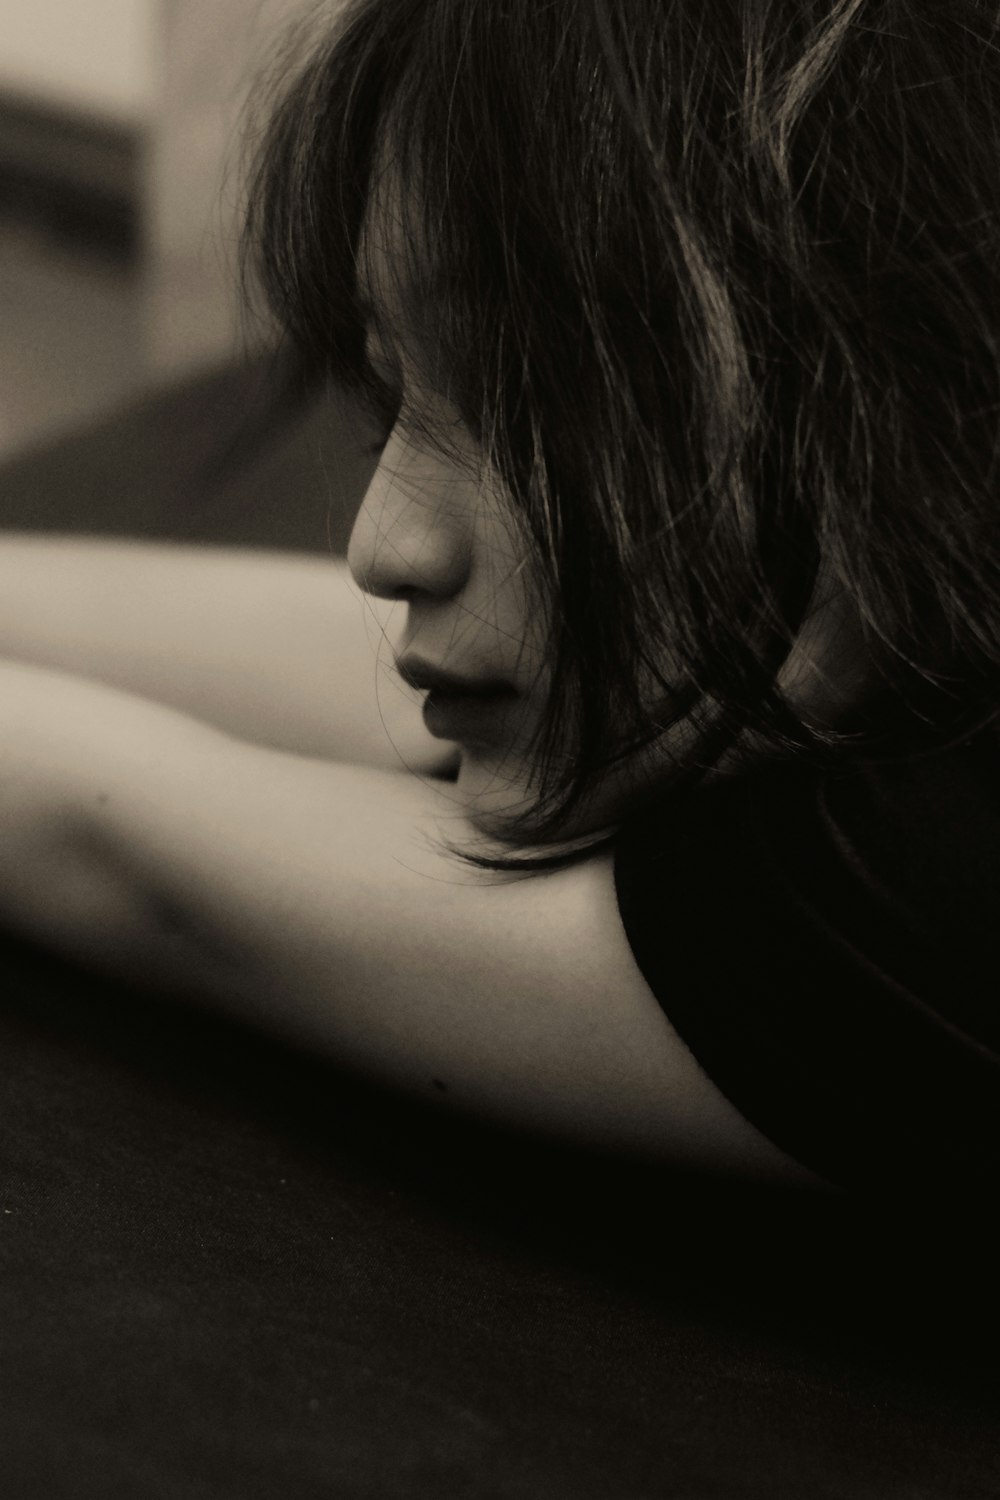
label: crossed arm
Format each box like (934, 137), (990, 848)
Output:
(0, 532), (819, 1185)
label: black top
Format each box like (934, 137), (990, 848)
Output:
(614, 721), (1000, 1192)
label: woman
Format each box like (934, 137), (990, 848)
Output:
(2, 0), (998, 1193)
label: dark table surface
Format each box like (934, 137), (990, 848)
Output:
(2, 360), (998, 1499)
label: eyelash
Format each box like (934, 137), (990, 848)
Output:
(355, 337), (470, 462)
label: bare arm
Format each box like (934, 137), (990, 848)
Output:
(0, 533), (451, 773)
(0, 655), (820, 1186)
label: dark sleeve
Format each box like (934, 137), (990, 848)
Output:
(613, 726), (1000, 1193)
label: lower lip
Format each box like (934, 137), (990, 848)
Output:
(422, 689), (517, 745)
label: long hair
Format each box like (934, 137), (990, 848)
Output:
(244, 0), (1000, 843)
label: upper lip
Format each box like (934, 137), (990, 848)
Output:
(396, 655), (515, 699)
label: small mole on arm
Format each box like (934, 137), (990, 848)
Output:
(96, 792), (109, 807)
(432, 1078), (448, 1093)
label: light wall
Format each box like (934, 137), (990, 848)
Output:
(0, 0), (155, 123)
(147, 0), (313, 375)
(0, 0), (320, 379)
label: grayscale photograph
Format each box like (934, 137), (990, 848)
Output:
(1, 3), (998, 1496)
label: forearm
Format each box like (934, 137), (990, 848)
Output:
(0, 655), (452, 1040)
(0, 533), (448, 772)
(0, 657), (261, 999)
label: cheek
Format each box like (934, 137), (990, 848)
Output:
(470, 508), (550, 688)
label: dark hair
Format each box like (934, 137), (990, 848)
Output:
(244, 0), (1000, 844)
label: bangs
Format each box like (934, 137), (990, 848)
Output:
(245, 1), (508, 462)
(242, 1), (402, 393)
(243, 0), (625, 507)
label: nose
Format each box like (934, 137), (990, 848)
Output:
(347, 435), (472, 601)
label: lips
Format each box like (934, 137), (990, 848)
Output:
(396, 655), (518, 744)
(396, 655), (515, 699)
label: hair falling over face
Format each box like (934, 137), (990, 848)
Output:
(243, 0), (1000, 853)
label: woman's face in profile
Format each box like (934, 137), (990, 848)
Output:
(347, 376), (715, 842)
(347, 382), (556, 832)
(347, 191), (873, 841)
(346, 185), (591, 836)
(347, 183), (685, 840)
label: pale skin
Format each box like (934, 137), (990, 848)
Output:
(0, 419), (836, 1186)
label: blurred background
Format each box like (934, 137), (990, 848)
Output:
(0, 0), (310, 459)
